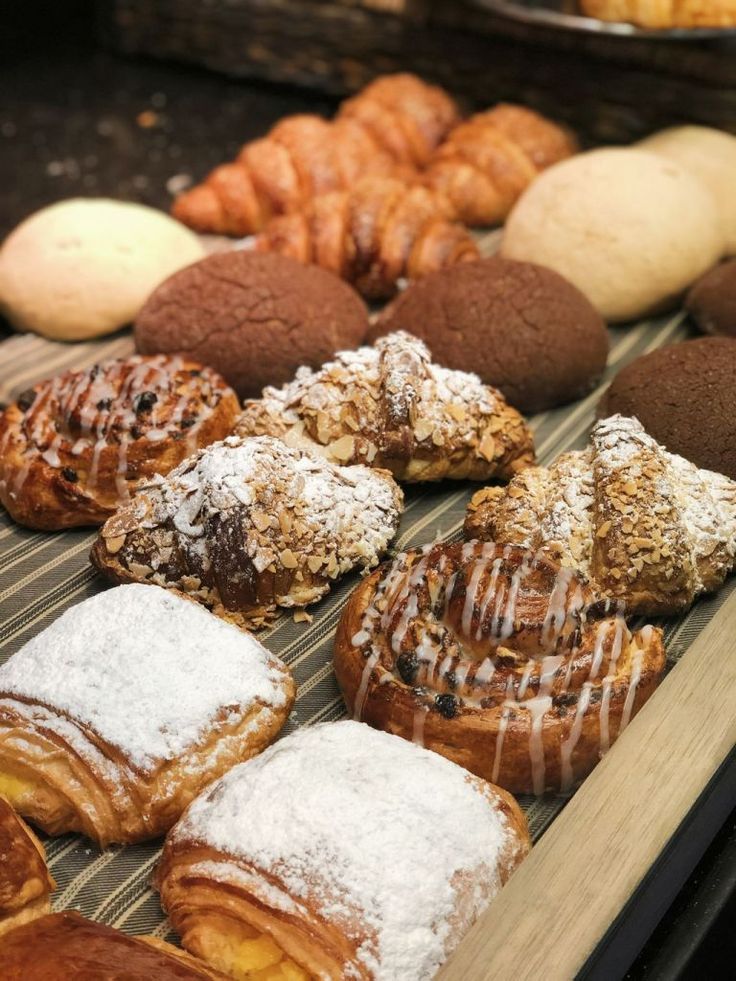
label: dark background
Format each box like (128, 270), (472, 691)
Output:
(2, 3), (734, 976)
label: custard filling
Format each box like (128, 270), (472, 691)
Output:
(0, 771), (37, 803)
(195, 924), (310, 980)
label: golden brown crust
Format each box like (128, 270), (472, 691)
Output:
(465, 415), (736, 616)
(255, 176), (480, 300)
(236, 332), (534, 484)
(1, 911), (227, 979)
(0, 796), (54, 938)
(334, 541), (666, 795)
(424, 103), (577, 226)
(173, 74), (458, 236)
(0, 355), (240, 531)
(579, 0), (736, 27)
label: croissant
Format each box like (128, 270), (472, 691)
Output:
(91, 435), (403, 628)
(236, 332), (534, 483)
(155, 721), (530, 981)
(0, 354), (240, 531)
(2, 911), (227, 979)
(173, 74), (459, 236)
(0, 796), (54, 938)
(334, 540), (666, 795)
(579, 0), (736, 27)
(0, 585), (294, 846)
(254, 176), (480, 299)
(465, 415), (736, 616)
(424, 103), (578, 226)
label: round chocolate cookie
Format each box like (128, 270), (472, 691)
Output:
(599, 337), (736, 480)
(135, 251), (369, 398)
(685, 259), (736, 338)
(369, 257), (609, 413)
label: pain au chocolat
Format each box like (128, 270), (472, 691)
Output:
(91, 434), (403, 627)
(0, 354), (240, 530)
(0, 585), (293, 846)
(335, 540), (665, 795)
(155, 721), (529, 981)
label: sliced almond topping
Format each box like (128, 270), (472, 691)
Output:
(328, 435), (355, 462)
(413, 419), (434, 442)
(104, 534), (126, 555)
(623, 479), (637, 496)
(307, 555), (324, 574)
(477, 432), (496, 461)
(280, 548), (299, 569)
(596, 520), (612, 538)
(293, 609), (313, 623)
(508, 483), (524, 498)
(251, 510), (271, 533)
(279, 511), (293, 535)
(446, 403), (467, 422)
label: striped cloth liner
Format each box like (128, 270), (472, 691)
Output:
(1, 289), (730, 941)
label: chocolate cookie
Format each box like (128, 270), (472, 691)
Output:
(686, 260), (736, 338)
(134, 251), (369, 399)
(599, 336), (736, 480)
(369, 257), (608, 413)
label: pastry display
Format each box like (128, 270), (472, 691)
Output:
(501, 148), (725, 322)
(2, 911), (227, 980)
(236, 332), (534, 482)
(155, 720), (530, 981)
(640, 126), (736, 255)
(685, 259), (736, 337)
(465, 415), (736, 615)
(370, 257), (609, 413)
(423, 103), (577, 227)
(134, 251), (369, 399)
(0, 199), (204, 341)
(0, 796), (54, 938)
(579, 0), (736, 29)
(0, 355), (240, 530)
(91, 435), (403, 626)
(335, 541), (665, 794)
(254, 176), (480, 300)
(0, 585), (294, 845)
(172, 73), (459, 236)
(598, 338), (736, 481)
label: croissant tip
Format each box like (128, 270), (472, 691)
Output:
(171, 186), (223, 234)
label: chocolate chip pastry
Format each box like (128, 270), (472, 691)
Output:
(236, 332), (534, 483)
(91, 435), (403, 627)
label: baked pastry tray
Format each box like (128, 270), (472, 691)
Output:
(1, 276), (735, 977)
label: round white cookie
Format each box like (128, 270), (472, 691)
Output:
(639, 125), (736, 256)
(501, 147), (725, 323)
(0, 198), (205, 341)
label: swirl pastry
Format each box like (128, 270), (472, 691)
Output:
(91, 435), (403, 627)
(465, 415), (736, 616)
(0, 584), (294, 846)
(2, 911), (227, 979)
(155, 721), (530, 981)
(0, 796), (54, 938)
(334, 541), (666, 795)
(0, 354), (240, 530)
(236, 333), (534, 483)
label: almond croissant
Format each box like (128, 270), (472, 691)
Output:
(254, 176), (480, 299)
(172, 74), (459, 237)
(465, 415), (736, 616)
(424, 103), (578, 227)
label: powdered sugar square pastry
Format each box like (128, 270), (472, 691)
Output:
(91, 435), (403, 627)
(0, 796), (55, 938)
(0, 585), (294, 846)
(465, 415), (736, 616)
(155, 720), (530, 981)
(236, 331), (534, 483)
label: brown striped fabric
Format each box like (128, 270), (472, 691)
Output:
(1, 297), (731, 942)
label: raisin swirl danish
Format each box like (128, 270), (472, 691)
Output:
(236, 332), (534, 483)
(465, 415), (736, 616)
(91, 435), (403, 627)
(0, 355), (240, 530)
(335, 541), (666, 795)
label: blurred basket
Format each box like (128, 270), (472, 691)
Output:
(104, 0), (736, 142)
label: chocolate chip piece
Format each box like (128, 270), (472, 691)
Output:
(396, 651), (419, 684)
(17, 389), (36, 412)
(130, 425), (142, 439)
(0, 402), (7, 412)
(61, 467), (78, 483)
(445, 668), (457, 690)
(97, 398), (112, 411)
(553, 692), (578, 708)
(435, 693), (458, 718)
(189, 368), (201, 377)
(133, 391), (158, 413)
(180, 417), (196, 428)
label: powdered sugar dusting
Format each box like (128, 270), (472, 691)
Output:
(0, 584), (289, 773)
(174, 721), (518, 981)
